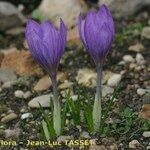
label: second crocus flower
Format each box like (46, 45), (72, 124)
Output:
(78, 5), (115, 132)
(26, 19), (67, 136)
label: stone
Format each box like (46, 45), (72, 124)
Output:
(57, 135), (73, 143)
(1, 50), (43, 76)
(137, 88), (146, 96)
(0, 69), (17, 83)
(33, 0), (87, 29)
(142, 131), (150, 138)
(141, 26), (150, 39)
(128, 43), (144, 52)
(76, 68), (115, 87)
(136, 53), (145, 65)
(0, 1), (24, 31)
(1, 113), (18, 123)
(139, 104), (150, 120)
(76, 68), (96, 88)
(89, 145), (105, 150)
(14, 90), (24, 98)
(2, 81), (14, 88)
(110, 144), (118, 150)
(21, 113), (33, 120)
(98, 0), (150, 18)
(102, 71), (115, 84)
(71, 95), (78, 101)
(34, 72), (67, 92)
(80, 131), (90, 139)
(102, 86), (114, 97)
(129, 140), (141, 149)
(23, 91), (32, 99)
(6, 27), (24, 35)
(107, 74), (122, 87)
(123, 55), (135, 63)
(57, 72), (67, 83)
(5, 128), (21, 138)
(34, 76), (51, 92)
(28, 94), (52, 108)
(59, 81), (73, 90)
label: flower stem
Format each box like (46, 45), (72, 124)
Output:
(51, 75), (61, 136)
(93, 62), (103, 132)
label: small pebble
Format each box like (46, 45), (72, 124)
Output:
(57, 135), (73, 143)
(137, 88), (146, 96)
(1, 113), (18, 123)
(128, 43), (144, 52)
(123, 55), (135, 63)
(5, 128), (21, 138)
(80, 131), (90, 139)
(143, 131), (150, 138)
(129, 140), (141, 149)
(136, 53), (145, 65)
(107, 74), (122, 87)
(2, 81), (14, 88)
(14, 90), (24, 98)
(21, 113), (33, 120)
(59, 81), (73, 90)
(23, 91), (32, 99)
(141, 26), (150, 39)
(71, 95), (78, 101)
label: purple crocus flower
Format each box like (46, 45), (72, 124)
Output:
(25, 19), (67, 136)
(26, 19), (67, 77)
(78, 5), (115, 132)
(78, 4), (115, 64)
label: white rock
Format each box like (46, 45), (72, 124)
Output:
(123, 55), (135, 63)
(2, 81), (14, 88)
(80, 131), (90, 139)
(28, 94), (52, 108)
(128, 43), (144, 52)
(0, 1), (24, 31)
(102, 86), (114, 97)
(0, 69), (17, 83)
(129, 140), (141, 149)
(107, 74), (122, 87)
(59, 81), (73, 90)
(5, 128), (21, 138)
(71, 95), (78, 101)
(14, 90), (24, 98)
(33, 76), (51, 92)
(142, 26), (150, 39)
(57, 135), (73, 142)
(76, 68), (96, 88)
(137, 88), (146, 96)
(136, 53), (145, 65)
(76, 68), (115, 87)
(23, 91), (32, 99)
(143, 131), (150, 137)
(21, 113), (33, 120)
(33, 0), (86, 29)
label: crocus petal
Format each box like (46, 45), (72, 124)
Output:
(25, 19), (67, 76)
(78, 5), (115, 64)
(59, 19), (67, 56)
(98, 5), (115, 35)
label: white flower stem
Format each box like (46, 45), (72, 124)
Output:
(51, 75), (61, 136)
(93, 62), (103, 132)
